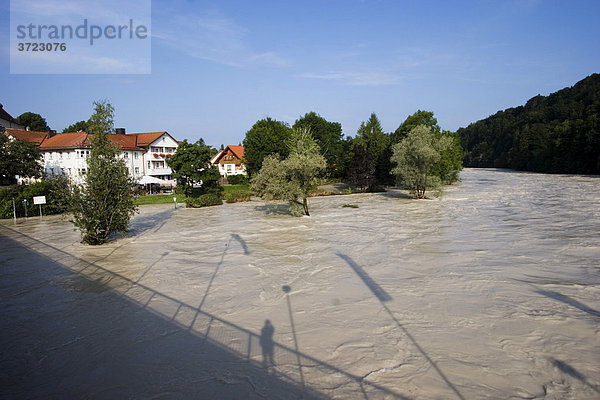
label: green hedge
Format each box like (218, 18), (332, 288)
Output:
(0, 177), (71, 219)
(226, 175), (249, 185)
(185, 193), (223, 208)
(224, 188), (253, 203)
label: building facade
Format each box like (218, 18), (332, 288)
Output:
(5, 128), (179, 185)
(0, 104), (25, 130)
(210, 145), (247, 176)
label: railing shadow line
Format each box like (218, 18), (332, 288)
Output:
(0, 225), (410, 400)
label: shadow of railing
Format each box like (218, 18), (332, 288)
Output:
(535, 289), (600, 318)
(550, 358), (600, 394)
(337, 252), (465, 400)
(0, 226), (410, 399)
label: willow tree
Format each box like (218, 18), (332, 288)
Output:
(391, 125), (454, 198)
(251, 127), (326, 216)
(71, 100), (137, 244)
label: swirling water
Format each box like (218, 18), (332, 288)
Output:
(1, 168), (598, 399)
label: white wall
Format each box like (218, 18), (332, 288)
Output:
(143, 134), (178, 183)
(42, 149), (144, 184)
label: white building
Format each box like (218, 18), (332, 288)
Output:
(5, 128), (179, 185)
(210, 145), (247, 176)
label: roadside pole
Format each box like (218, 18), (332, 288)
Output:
(12, 197), (16, 223)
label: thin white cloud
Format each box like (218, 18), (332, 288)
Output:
(299, 71), (401, 86)
(153, 9), (290, 68)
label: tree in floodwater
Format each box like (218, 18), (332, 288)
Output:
(391, 125), (455, 198)
(71, 100), (137, 244)
(251, 127), (326, 216)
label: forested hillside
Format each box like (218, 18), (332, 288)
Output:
(458, 73), (600, 174)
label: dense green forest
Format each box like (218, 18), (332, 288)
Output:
(458, 73), (600, 174)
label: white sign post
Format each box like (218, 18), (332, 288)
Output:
(33, 196), (46, 218)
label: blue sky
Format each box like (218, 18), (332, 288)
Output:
(1, 0), (599, 147)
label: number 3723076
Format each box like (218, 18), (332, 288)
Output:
(18, 43), (66, 51)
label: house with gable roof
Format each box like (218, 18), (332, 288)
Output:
(210, 145), (247, 177)
(0, 104), (25, 129)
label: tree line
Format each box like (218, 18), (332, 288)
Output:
(459, 73), (600, 174)
(243, 110), (463, 191)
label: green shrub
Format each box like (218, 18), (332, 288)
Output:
(224, 189), (253, 203)
(0, 177), (70, 219)
(226, 174), (248, 185)
(185, 193), (223, 208)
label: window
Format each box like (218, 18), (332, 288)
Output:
(67, 152), (71, 159)
(86, 150), (90, 158)
(59, 152), (63, 159)
(134, 152), (139, 159)
(135, 167), (140, 174)
(68, 168), (72, 175)
(49, 168), (54, 175)
(60, 168), (65, 175)
(49, 152), (53, 160)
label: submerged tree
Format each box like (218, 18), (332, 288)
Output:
(251, 127), (326, 216)
(391, 125), (455, 198)
(71, 100), (137, 244)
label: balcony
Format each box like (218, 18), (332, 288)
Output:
(148, 168), (172, 175)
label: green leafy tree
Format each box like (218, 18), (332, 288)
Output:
(392, 110), (441, 144)
(346, 140), (375, 191)
(63, 120), (88, 133)
(293, 112), (343, 177)
(251, 128), (326, 216)
(0, 129), (43, 185)
(391, 125), (453, 198)
(15, 112), (50, 132)
(243, 117), (292, 177)
(167, 139), (221, 197)
(70, 100), (136, 245)
(356, 113), (392, 186)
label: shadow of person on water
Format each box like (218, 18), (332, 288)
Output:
(260, 319), (275, 368)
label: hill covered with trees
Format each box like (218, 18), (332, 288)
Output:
(458, 73), (600, 174)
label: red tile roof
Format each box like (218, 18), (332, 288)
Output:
(228, 145), (244, 159)
(6, 129), (175, 151)
(5, 128), (47, 146)
(212, 145), (245, 164)
(127, 131), (169, 146)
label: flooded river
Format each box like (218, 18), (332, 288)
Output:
(1, 168), (599, 399)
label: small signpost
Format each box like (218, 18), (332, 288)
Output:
(33, 196), (46, 218)
(173, 197), (177, 209)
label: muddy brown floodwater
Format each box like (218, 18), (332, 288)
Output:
(1, 168), (599, 399)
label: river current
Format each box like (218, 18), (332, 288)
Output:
(1, 168), (598, 399)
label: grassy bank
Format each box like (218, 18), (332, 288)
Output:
(134, 194), (185, 206)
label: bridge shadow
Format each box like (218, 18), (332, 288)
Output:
(128, 207), (175, 237)
(337, 252), (465, 400)
(535, 289), (600, 318)
(0, 226), (410, 399)
(550, 358), (600, 394)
